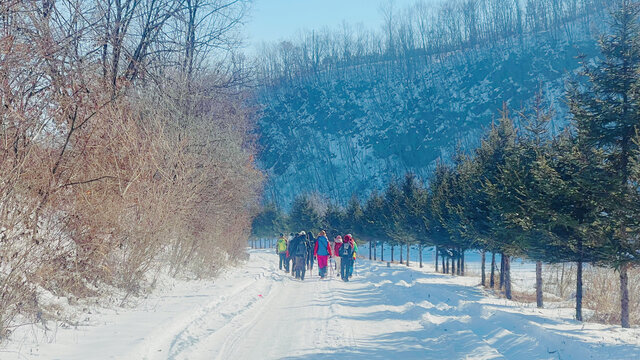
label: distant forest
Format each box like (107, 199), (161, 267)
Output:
(256, 0), (609, 84)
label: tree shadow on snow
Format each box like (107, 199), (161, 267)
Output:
(287, 261), (640, 360)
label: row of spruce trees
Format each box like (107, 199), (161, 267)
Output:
(252, 1), (640, 328)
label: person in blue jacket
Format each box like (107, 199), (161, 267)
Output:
(313, 230), (332, 279)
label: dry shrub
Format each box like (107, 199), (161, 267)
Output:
(543, 264), (640, 325)
(474, 262), (640, 326)
(0, 1), (261, 341)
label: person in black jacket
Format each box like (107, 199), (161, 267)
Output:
(290, 231), (308, 280)
(306, 231), (316, 272)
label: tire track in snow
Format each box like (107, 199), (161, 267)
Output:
(166, 256), (280, 360)
(122, 253), (281, 360)
(214, 274), (336, 359)
(122, 271), (261, 360)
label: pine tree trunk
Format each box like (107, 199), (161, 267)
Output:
(559, 263), (566, 298)
(499, 253), (505, 290)
(461, 249), (465, 276)
(456, 251), (461, 275)
(435, 246), (439, 272)
(576, 260), (583, 321)
(621, 263), (630, 328)
(481, 250), (486, 286)
(369, 241), (372, 260)
(419, 245), (423, 268)
(504, 255), (512, 300)
(374, 241), (377, 261)
(400, 245), (403, 264)
(391, 245), (394, 262)
(576, 237), (584, 322)
(490, 252), (496, 288)
(406, 244), (410, 267)
(445, 256), (449, 274)
(536, 261), (543, 308)
(451, 254), (456, 276)
(442, 254), (446, 274)
(381, 242), (384, 261)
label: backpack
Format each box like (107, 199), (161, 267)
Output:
(340, 243), (353, 257)
(295, 240), (307, 256)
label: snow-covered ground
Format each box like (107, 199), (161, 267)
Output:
(3, 249), (640, 360)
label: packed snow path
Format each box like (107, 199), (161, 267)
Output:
(5, 249), (640, 359)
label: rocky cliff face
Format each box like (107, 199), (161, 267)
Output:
(256, 29), (600, 207)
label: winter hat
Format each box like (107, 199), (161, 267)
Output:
(335, 236), (343, 244)
(344, 234), (353, 243)
(318, 230), (326, 237)
(299, 231), (306, 236)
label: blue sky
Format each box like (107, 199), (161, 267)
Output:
(244, 0), (392, 52)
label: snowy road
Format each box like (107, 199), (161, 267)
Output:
(4, 249), (640, 360)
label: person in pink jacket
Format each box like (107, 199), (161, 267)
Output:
(333, 236), (343, 277)
(314, 230), (332, 278)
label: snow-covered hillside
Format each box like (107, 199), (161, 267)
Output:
(257, 28), (601, 207)
(3, 249), (639, 360)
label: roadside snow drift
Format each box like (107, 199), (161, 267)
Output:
(3, 249), (640, 360)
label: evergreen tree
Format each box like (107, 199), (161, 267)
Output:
(569, 0), (640, 328)
(383, 179), (413, 264)
(362, 191), (388, 261)
(251, 202), (287, 246)
(533, 132), (615, 321)
(486, 94), (556, 304)
(476, 105), (519, 297)
(454, 153), (487, 281)
(516, 90), (555, 308)
(400, 173), (429, 267)
(445, 147), (484, 276)
(402, 173), (431, 268)
(289, 194), (323, 233)
(428, 162), (457, 273)
(344, 195), (364, 238)
(324, 202), (345, 240)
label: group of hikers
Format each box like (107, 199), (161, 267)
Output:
(275, 230), (357, 282)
